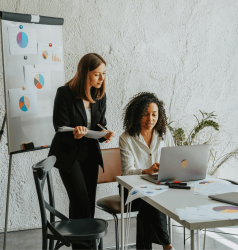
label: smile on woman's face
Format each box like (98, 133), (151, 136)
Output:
(140, 103), (159, 131)
(87, 63), (106, 89)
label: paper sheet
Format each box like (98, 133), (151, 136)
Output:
(198, 204), (238, 220)
(194, 182), (238, 195)
(8, 26), (37, 55)
(9, 88), (38, 117)
(175, 207), (227, 221)
(24, 65), (51, 91)
(58, 126), (107, 139)
(125, 184), (169, 205)
(38, 43), (63, 70)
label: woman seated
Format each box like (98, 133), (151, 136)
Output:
(119, 92), (175, 250)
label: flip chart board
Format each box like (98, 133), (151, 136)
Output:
(0, 11), (64, 153)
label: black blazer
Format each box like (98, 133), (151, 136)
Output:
(48, 85), (107, 173)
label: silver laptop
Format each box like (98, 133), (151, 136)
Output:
(140, 144), (210, 184)
(209, 192), (238, 206)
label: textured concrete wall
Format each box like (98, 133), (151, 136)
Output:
(0, 0), (238, 231)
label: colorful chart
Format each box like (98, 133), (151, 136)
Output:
(17, 32), (28, 48)
(155, 188), (163, 190)
(199, 181), (215, 185)
(34, 74), (45, 89)
(140, 186), (147, 188)
(52, 53), (61, 62)
(19, 96), (30, 112)
(131, 191), (138, 195)
(42, 50), (48, 59)
(213, 206), (238, 213)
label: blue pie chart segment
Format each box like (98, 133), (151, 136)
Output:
(17, 32), (28, 48)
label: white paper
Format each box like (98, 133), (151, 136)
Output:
(31, 15), (40, 23)
(175, 207), (227, 221)
(125, 184), (169, 205)
(58, 126), (108, 139)
(24, 65), (51, 91)
(8, 26), (37, 55)
(198, 204), (238, 220)
(9, 88), (38, 117)
(194, 181), (238, 196)
(38, 43), (63, 70)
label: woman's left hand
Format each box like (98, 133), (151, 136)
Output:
(103, 130), (114, 143)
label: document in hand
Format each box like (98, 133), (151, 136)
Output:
(126, 184), (169, 205)
(58, 126), (108, 139)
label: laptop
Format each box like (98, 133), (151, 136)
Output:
(140, 144), (210, 184)
(209, 192), (238, 206)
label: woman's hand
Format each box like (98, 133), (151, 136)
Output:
(103, 130), (114, 143)
(73, 126), (87, 139)
(142, 163), (159, 175)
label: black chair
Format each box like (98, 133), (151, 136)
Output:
(33, 156), (108, 250)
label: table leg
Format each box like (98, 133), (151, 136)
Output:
(120, 184), (124, 250)
(191, 230), (195, 250)
(197, 229), (200, 250)
(168, 217), (172, 244)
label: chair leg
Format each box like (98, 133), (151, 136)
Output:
(113, 214), (120, 250)
(42, 235), (48, 250)
(184, 227), (185, 245)
(49, 239), (54, 250)
(92, 239), (98, 250)
(99, 238), (103, 250)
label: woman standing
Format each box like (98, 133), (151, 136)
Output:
(49, 53), (113, 249)
(119, 92), (175, 250)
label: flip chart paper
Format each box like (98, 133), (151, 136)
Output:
(8, 26), (37, 55)
(38, 43), (63, 70)
(24, 65), (51, 92)
(9, 88), (38, 118)
(125, 184), (169, 205)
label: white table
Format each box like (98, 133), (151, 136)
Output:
(116, 175), (238, 250)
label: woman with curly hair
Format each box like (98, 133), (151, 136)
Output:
(119, 92), (175, 250)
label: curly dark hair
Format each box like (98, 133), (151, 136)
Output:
(123, 92), (168, 138)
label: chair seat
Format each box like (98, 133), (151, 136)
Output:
(48, 219), (108, 241)
(97, 194), (137, 214)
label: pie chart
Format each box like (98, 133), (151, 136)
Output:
(19, 96), (30, 112)
(42, 50), (48, 59)
(34, 74), (44, 89)
(213, 206), (238, 213)
(17, 32), (28, 48)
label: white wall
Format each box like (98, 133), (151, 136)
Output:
(0, 0), (238, 231)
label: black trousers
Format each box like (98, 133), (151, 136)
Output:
(119, 185), (170, 250)
(59, 157), (99, 249)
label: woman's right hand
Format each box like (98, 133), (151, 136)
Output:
(73, 126), (87, 139)
(142, 163), (159, 175)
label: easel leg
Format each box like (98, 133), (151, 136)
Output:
(3, 154), (13, 250)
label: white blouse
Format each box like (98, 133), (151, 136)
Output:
(119, 128), (175, 176)
(85, 108), (91, 129)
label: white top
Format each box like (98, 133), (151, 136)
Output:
(85, 108), (91, 129)
(119, 127), (175, 176)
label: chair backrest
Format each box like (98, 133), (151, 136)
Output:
(98, 148), (122, 184)
(32, 156), (71, 249)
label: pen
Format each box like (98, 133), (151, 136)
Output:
(158, 181), (187, 186)
(97, 124), (109, 133)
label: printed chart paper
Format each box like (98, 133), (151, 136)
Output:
(24, 65), (51, 91)
(125, 184), (169, 205)
(8, 26), (37, 55)
(198, 204), (238, 220)
(175, 207), (228, 221)
(194, 181), (238, 196)
(58, 126), (107, 139)
(9, 88), (38, 117)
(38, 43), (63, 70)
